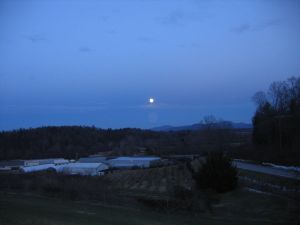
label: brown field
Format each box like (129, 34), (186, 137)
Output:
(106, 163), (194, 194)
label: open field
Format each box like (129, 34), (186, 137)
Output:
(106, 164), (193, 194)
(1, 158), (299, 225)
(1, 190), (299, 225)
(234, 160), (300, 180)
(238, 168), (300, 189)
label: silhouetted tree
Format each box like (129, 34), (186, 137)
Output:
(193, 151), (237, 193)
(252, 76), (300, 160)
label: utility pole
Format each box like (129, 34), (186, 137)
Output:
(275, 115), (291, 152)
(278, 117), (282, 152)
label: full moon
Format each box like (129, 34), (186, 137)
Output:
(149, 98), (154, 104)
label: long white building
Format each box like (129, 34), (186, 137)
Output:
(107, 156), (161, 168)
(62, 162), (109, 176)
(20, 164), (56, 173)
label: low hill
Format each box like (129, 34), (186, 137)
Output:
(151, 122), (252, 131)
(0, 124), (251, 161)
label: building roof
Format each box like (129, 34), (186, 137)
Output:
(78, 157), (107, 163)
(0, 160), (24, 167)
(109, 156), (160, 161)
(25, 158), (67, 162)
(20, 164), (56, 172)
(63, 162), (108, 169)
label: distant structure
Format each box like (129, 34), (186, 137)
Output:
(78, 156), (107, 163)
(62, 163), (109, 176)
(107, 156), (161, 169)
(0, 160), (24, 170)
(0, 156), (162, 175)
(20, 164), (57, 173)
(0, 158), (69, 171)
(24, 158), (69, 166)
(168, 155), (199, 161)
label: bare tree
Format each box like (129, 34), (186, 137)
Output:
(252, 91), (268, 109)
(268, 81), (290, 113)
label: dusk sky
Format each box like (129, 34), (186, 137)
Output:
(1, 0), (300, 130)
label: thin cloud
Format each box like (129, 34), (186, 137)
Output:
(254, 19), (281, 31)
(99, 15), (109, 22)
(22, 34), (47, 43)
(231, 19), (281, 34)
(160, 10), (185, 26)
(158, 9), (202, 26)
(105, 29), (117, 34)
(137, 36), (157, 43)
(125, 102), (208, 110)
(177, 42), (199, 48)
(78, 46), (92, 53)
(231, 24), (251, 34)
(2, 104), (108, 114)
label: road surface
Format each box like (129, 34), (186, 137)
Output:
(233, 160), (300, 180)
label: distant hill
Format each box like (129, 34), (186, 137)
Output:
(0, 124), (252, 161)
(0, 126), (164, 160)
(151, 122), (252, 131)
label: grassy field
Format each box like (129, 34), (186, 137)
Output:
(106, 164), (193, 194)
(1, 189), (299, 225)
(1, 160), (299, 225)
(238, 168), (300, 188)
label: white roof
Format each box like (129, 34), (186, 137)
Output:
(24, 158), (68, 164)
(78, 157), (107, 163)
(25, 158), (65, 162)
(53, 159), (69, 163)
(110, 157), (160, 161)
(20, 164), (56, 172)
(64, 162), (107, 169)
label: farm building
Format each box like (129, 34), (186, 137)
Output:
(0, 160), (24, 170)
(62, 163), (109, 176)
(0, 158), (69, 169)
(20, 164), (57, 173)
(24, 158), (69, 166)
(168, 154), (199, 161)
(78, 156), (107, 163)
(0, 158), (69, 173)
(107, 156), (161, 168)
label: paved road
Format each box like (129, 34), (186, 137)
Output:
(233, 160), (300, 180)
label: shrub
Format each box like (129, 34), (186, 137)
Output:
(193, 151), (237, 193)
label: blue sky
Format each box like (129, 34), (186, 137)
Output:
(1, 0), (300, 130)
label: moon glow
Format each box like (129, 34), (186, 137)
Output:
(149, 98), (154, 104)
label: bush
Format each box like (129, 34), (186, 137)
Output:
(193, 151), (237, 193)
(0, 172), (114, 201)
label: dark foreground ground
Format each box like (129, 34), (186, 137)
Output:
(0, 189), (299, 225)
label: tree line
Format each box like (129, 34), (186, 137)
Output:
(0, 120), (246, 160)
(252, 76), (300, 163)
(0, 126), (162, 160)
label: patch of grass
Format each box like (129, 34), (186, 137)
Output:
(216, 189), (300, 224)
(238, 169), (300, 192)
(0, 190), (299, 225)
(106, 164), (194, 194)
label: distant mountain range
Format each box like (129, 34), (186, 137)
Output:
(151, 121), (252, 132)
